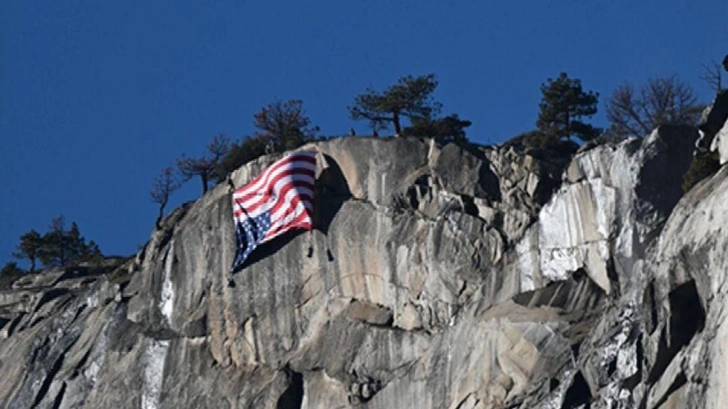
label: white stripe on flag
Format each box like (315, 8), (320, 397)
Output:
(233, 155), (316, 200)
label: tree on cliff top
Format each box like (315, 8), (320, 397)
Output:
(211, 100), (316, 183)
(35, 216), (102, 268)
(12, 230), (42, 273)
(212, 136), (268, 184)
(177, 134), (231, 194)
(401, 114), (472, 142)
(606, 76), (703, 138)
(0, 262), (24, 282)
(253, 99), (317, 152)
(11, 217), (102, 271)
(349, 74), (442, 135)
(701, 60), (724, 94)
(535, 72), (600, 145)
(150, 166), (181, 228)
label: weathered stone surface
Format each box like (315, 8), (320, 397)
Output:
(639, 164), (728, 409)
(710, 118), (728, 164)
(698, 89), (728, 164)
(698, 90), (728, 153)
(0, 130), (725, 409)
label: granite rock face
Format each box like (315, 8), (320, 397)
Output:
(698, 90), (728, 164)
(1, 125), (726, 408)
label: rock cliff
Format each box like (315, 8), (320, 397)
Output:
(1, 109), (727, 408)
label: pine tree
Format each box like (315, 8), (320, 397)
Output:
(536, 72), (600, 144)
(35, 216), (102, 268)
(349, 74), (442, 135)
(402, 114), (472, 142)
(12, 230), (42, 272)
(38, 216), (70, 267)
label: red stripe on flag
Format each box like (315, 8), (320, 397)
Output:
(234, 172), (315, 215)
(233, 183), (313, 219)
(233, 154), (315, 199)
(265, 211), (313, 241)
(232, 150), (318, 252)
(234, 166), (315, 204)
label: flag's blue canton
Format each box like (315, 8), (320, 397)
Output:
(232, 210), (272, 272)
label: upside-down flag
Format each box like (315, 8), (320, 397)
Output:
(231, 150), (316, 272)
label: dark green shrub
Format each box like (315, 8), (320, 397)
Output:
(402, 114), (471, 142)
(213, 136), (268, 182)
(536, 72), (600, 144)
(0, 262), (24, 289)
(682, 151), (721, 192)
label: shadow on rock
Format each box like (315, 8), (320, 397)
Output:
(314, 154), (351, 236)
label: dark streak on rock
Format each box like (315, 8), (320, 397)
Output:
(30, 353), (65, 409)
(50, 381), (67, 409)
(647, 280), (704, 384)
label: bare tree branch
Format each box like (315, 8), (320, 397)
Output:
(177, 134), (230, 194)
(150, 166), (181, 227)
(700, 61), (723, 94)
(606, 76), (702, 138)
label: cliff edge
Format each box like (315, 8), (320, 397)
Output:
(1, 116), (727, 408)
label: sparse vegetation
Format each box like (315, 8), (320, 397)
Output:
(177, 134), (231, 194)
(0, 261), (24, 288)
(682, 151), (721, 192)
(152, 69), (712, 238)
(402, 114), (472, 142)
(535, 72), (601, 145)
(349, 74), (442, 135)
(606, 76), (703, 138)
(512, 73), (600, 149)
(701, 60), (724, 94)
(210, 100), (317, 184)
(213, 136), (268, 183)
(150, 166), (182, 228)
(38, 216), (102, 267)
(12, 230), (42, 273)
(10, 216), (103, 272)
(505, 130), (580, 159)
(253, 99), (317, 151)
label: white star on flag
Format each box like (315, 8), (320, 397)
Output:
(231, 150), (316, 271)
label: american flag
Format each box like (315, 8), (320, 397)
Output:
(231, 150), (316, 272)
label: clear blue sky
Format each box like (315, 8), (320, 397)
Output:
(1, 0), (726, 266)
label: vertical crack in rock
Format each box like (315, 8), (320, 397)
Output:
(72, 348), (93, 377)
(643, 281), (659, 334)
(30, 353), (65, 409)
(50, 381), (67, 409)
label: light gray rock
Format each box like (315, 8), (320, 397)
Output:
(697, 90), (728, 154)
(0, 129), (724, 409)
(710, 119), (728, 164)
(639, 164), (728, 409)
